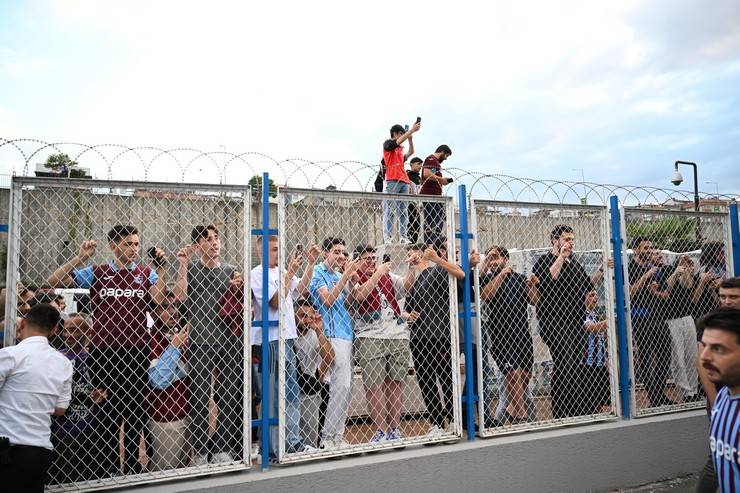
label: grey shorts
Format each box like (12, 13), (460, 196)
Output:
(355, 337), (410, 389)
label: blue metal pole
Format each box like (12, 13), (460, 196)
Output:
(260, 172), (271, 469)
(457, 185), (476, 439)
(729, 203), (740, 277)
(609, 195), (631, 419)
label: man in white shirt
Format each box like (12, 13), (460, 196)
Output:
(0, 303), (72, 492)
(251, 236), (319, 457)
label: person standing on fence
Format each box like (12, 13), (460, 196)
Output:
(47, 225), (167, 475)
(532, 224), (593, 419)
(479, 246), (538, 425)
(174, 225), (243, 465)
(382, 121), (420, 244)
(48, 313), (106, 484)
(407, 157), (423, 244)
(0, 304), (72, 493)
(419, 145), (453, 247)
(146, 292), (192, 471)
(626, 238), (674, 408)
(309, 237), (361, 449)
(404, 241), (464, 436)
(250, 237), (319, 457)
(294, 298), (335, 449)
(697, 308), (740, 493)
(350, 244), (420, 444)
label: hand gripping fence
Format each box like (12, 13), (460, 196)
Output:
(4, 177), (252, 491)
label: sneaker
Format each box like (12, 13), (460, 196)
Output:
(387, 428), (403, 441)
(210, 452), (234, 464)
(193, 452), (209, 466)
(400, 237), (411, 244)
(320, 437), (337, 450)
(369, 429), (386, 444)
(426, 425), (445, 437)
(383, 236), (393, 244)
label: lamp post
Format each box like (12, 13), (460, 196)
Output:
(670, 160), (701, 243)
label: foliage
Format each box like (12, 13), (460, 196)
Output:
(44, 153), (87, 177)
(248, 175), (277, 198)
(627, 216), (701, 252)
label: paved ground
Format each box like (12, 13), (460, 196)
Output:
(604, 474), (698, 492)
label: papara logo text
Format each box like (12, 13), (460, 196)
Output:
(99, 288), (145, 299)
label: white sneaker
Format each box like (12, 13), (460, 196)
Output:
(320, 437), (337, 450)
(193, 452), (209, 466)
(400, 237), (411, 244)
(211, 452), (234, 464)
(426, 425), (445, 437)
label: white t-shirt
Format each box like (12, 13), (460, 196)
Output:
(294, 330), (320, 377)
(352, 273), (409, 339)
(250, 265), (299, 344)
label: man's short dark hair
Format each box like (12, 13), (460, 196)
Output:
(410, 157), (423, 165)
(24, 303), (61, 333)
(435, 145), (452, 155)
(486, 245), (509, 259)
(408, 243), (426, 253)
(433, 236), (448, 253)
(107, 225), (138, 243)
(191, 225), (218, 244)
(322, 237), (345, 251)
(390, 124), (405, 137)
(700, 241), (725, 267)
(629, 235), (651, 250)
(697, 307), (740, 342)
(721, 277), (740, 290)
(294, 297), (315, 311)
(550, 224), (574, 242)
(354, 244), (376, 257)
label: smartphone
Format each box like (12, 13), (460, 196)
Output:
(446, 177), (454, 183)
(416, 116), (421, 124)
(383, 254), (391, 264)
(147, 247), (165, 267)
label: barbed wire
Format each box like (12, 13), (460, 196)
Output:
(1, 137), (736, 207)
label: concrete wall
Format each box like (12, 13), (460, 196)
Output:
(128, 411), (709, 493)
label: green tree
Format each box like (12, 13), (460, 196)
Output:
(627, 216), (700, 252)
(44, 153), (87, 178)
(248, 175), (277, 198)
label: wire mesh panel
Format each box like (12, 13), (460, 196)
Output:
(470, 199), (618, 436)
(273, 188), (461, 463)
(3, 177), (250, 492)
(622, 207), (732, 417)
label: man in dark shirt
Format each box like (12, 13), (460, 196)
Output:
(627, 237), (673, 408)
(407, 157), (423, 244)
(419, 145), (453, 247)
(532, 225), (593, 419)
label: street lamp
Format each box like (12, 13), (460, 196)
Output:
(671, 160), (701, 243)
(706, 181), (719, 198)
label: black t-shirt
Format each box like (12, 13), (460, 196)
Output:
(405, 265), (451, 340)
(407, 170), (421, 186)
(667, 271), (696, 320)
(480, 271), (529, 336)
(627, 259), (668, 325)
(532, 252), (592, 344)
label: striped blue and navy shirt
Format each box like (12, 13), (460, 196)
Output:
(709, 386), (740, 492)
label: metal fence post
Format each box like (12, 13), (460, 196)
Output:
(609, 195), (631, 419)
(457, 184), (477, 439)
(730, 202), (739, 276)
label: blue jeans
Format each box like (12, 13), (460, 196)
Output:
(254, 339), (303, 456)
(383, 180), (410, 241)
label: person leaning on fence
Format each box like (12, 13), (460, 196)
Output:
(406, 157), (423, 244)
(48, 313), (107, 484)
(47, 225), (167, 475)
(308, 237), (361, 450)
(293, 298), (335, 449)
(349, 244), (420, 444)
(694, 242), (727, 319)
(419, 145), (453, 247)
(479, 245), (538, 426)
(404, 241), (464, 436)
(532, 224), (593, 419)
(146, 292), (191, 471)
(581, 290), (611, 414)
(696, 307), (740, 492)
(0, 304), (72, 493)
(382, 121), (421, 244)
(174, 225), (244, 466)
(250, 237), (320, 457)
(0, 283), (35, 347)
(626, 237), (674, 408)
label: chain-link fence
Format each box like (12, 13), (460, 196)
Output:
(470, 199), (619, 436)
(621, 207), (732, 417)
(3, 177), (251, 491)
(273, 188), (461, 462)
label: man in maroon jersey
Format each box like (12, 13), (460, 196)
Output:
(48, 225), (166, 475)
(419, 145), (453, 247)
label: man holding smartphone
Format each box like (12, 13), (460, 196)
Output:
(382, 119), (421, 244)
(419, 145), (453, 247)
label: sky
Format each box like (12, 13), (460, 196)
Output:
(1, 0), (739, 194)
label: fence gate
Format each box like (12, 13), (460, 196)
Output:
(470, 199), (619, 436)
(621, 207), (733, 417)
(3, 177), (251, 491)
(275, 187), (462, 462)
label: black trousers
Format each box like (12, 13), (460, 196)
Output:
(633, 321), (671, 406)
(408, 203), (421, 244)
(0, 444), (53, 493)
(544, 336), (588, 419)
(423, 202), (446, 247)
(88, 345), (150, 475)
(410, 336), (454, 429)
(49, 430), (100, 484)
